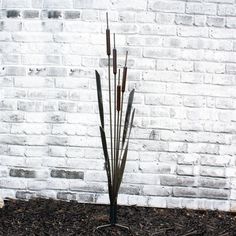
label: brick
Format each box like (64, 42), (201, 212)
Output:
(123, 173), (159, 185)
(64, 11), (81, 19)
(199, 188), (229, 199)
(177, 165), (196, 176)
(140, 24), (176, 36)
(78, 193), (95, 203)
(0, 167), (8, 177)
(160, 175), (196, 187)
(3, 54), (21, 64)
(22, 54), (61, 65)
(51, 169), (84, 179)
(177, 26), (208, 37)
(169, 142), (187, 153)
(226, 17), (236, 28)
(186, 3), (217, 15)
(148, 0), (185, 13)
(48, 11), (62, 19)
(173, 187), (198, 197)
(74, 0), (109, 9)
(175, 15), (193, 26)
(0, 32), (11, 41)
(206, 16), (225, 27)
(194, 62), (225, 74)
(43, 0), (73, 8)
(143, 48), (179, 59)
(199, 177), (229, 189)
(194, 15), (206, 26)
(17, 101), (42, 112)
(25, 146), (48, 157)
(128, 195), (147, 206)
(156, 13), (175, 24)
(49, 146), (66, 157)
(64, 21), (101, 33)
(181, 199), (198, 210)
(200, 166), (225, 178)
(57, 191), (76, 201)
(226, 64), (236, 74)
(31, 0), (42, 8)
(16, 191), (36, 199)
(139, 162), (171, 174)
(0, 100), (16, 110)
(218, 4), (236, 16)
(216, 98), (234, 109)
(120, 185), (141, 195)
(143, 185), (171, 196)
(0, 178), (26, 189)
(206, 0), (233, 2)
(188, 143), (219, 154)
(183, 96), (206, 108)
(15, 77), (54, 88)
(156, 60), (193, 72)
(201, 155), (231, 167)
(104, 23), (138, 34)
(12, 33), (53, 42)
(3, 0), (30, 8)
(22, 10), (39, 18)
(167, 197), (182, 208)
(119, 11), (136, 22)
(210, 28), (236, 39)
(46, 135), (68, 145)
(70, 181), (105, 193)
(136, 12), (155, 23)
(177, 154), (200, 165)
(111, 0), (146, 10)
(0, 123), (10, 134)
(10, 168), (36, 178)
(7, 10), (20, 18)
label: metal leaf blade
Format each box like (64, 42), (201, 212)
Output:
(95, 70), (104, 129)
(115, 144), (128, 196)
(116, 108), (135, 194)
(99, 126), (112, 200)
(121, 89), (135, 147)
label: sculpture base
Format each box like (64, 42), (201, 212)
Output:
(95, 223), (130, 232)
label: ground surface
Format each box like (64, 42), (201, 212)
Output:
(0, 198), (236, 235)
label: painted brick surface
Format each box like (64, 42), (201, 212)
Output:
(0, 0), (235, 211)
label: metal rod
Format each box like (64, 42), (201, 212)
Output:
(106, 13), (113, 187)
(115, 70), (121, 196)
(113, 33), (117, 195)
(117, 93), (124, 168)
(117, 51), (128, 168)
(125, 51), (128, 66)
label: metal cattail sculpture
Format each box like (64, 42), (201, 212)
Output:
(95, 13), (135, 231)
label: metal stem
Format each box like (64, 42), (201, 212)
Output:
(114, 70), (120, 196)
(108, 55), (114, 189)
(117, 92), (124, 169)
(113, 34), (117, 191)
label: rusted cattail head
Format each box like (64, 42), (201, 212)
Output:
(106, 12), (111, 56)
(122, 51), (128, 92)
(117, 69), (121, 111)
(113, 34), (117, 75)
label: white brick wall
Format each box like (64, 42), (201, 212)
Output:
(0, 0), (236, 211)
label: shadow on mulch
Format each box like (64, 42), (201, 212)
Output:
(0, 198), (236, 236)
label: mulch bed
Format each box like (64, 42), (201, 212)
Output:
(0, 198), (236, 235)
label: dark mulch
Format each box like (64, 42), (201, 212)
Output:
(0, 198), (236, 236)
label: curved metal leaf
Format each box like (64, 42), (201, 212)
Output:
(99, 126), (112, 200)
(95, 70), (104, 129)
(122, 89), (135, 147)
(116, 108), (135, 195)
